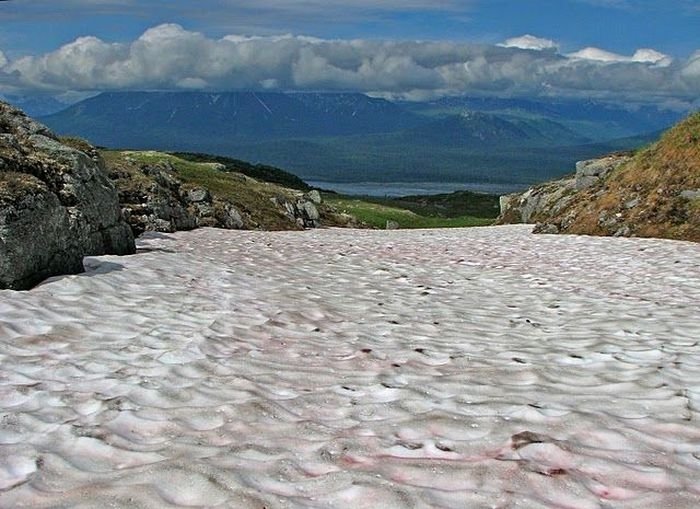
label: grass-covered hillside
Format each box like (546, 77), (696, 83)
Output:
(170, 152), (311, 191)
(97, 149), (361, 233)
(325, 190), (499, 229)
(534, 113), (700, 242)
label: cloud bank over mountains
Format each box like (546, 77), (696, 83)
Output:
(1, 24), (698, 104)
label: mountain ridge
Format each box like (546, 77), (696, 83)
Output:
(41, 91), (425, 142)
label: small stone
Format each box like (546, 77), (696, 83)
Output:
(535, 223), (559, 234)
(614, 225), (632, 237)
(680, 189), (700, 200)
(386, 220), (400, 230)
(624, 198), (640, 209)
(186, 187), (211, 203)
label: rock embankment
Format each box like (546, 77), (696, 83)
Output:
(497, 112), (700, 242)
(0, 102), (135, 290)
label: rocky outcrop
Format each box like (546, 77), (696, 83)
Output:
(270, 193), (322, 228)
(497, 177), (577, 225)
(497, 153), (632, 226)
(105, 151), (351, 234)
(498, 112), (700, 242)
(112, 160), (212, 236)
(0, 102), (135, 290)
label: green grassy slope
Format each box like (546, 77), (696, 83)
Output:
(325, 190), (499, 229)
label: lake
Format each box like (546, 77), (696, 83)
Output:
(305, 180), (527, 197)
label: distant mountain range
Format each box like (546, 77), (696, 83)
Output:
(394, 112), (590, 147)
(405, 96), (682, 139)
(37, 91), (686, 191)
(0, 95), (69, 117)
(40, 91), (422, 145)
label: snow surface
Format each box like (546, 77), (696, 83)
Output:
(1, 225), (699, 508)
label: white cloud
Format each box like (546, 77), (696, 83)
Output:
(681, 50), (700, 80)
(568, 47), (629, 62)
(568, 47), (673, 66)
(499, 35), (558, 51)
(0, 51), (7, 68)
(631, 49), (672, 65)
(1, 25), (697, 103)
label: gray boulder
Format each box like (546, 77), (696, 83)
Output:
(306, 190), (322, 204)
(300, 200), (320, 226)
(575, 155), (630, 190)
(219, 204), (244, 229)
(0, 102), (135, 290)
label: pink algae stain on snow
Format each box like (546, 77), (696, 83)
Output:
(1, 225), (699, 508)
(590, 483), (640, 500)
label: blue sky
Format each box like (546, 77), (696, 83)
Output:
(0, 0), (698, 104)
(1, 0), (698, 57)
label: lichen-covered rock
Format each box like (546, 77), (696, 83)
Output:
(0, 101), (135, 290)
